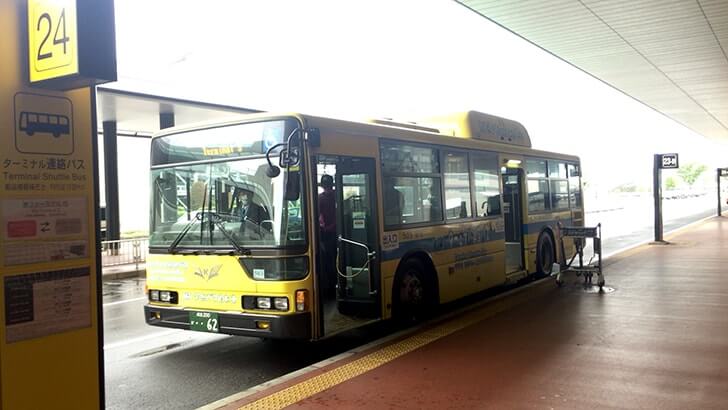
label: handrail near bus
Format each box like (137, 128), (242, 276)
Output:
(336, 235), (377, 295)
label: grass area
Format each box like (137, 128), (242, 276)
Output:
(120, 231), (149, 239)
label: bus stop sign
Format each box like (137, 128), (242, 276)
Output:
(659, 153), (679, 169)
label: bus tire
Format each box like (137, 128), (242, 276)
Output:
(536, 232), (555, 278)
(393, 258), (434, 323)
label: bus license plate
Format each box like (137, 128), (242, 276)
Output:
(189, 311), (219, 333)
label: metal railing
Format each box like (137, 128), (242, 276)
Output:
(101, 238), (148, 269)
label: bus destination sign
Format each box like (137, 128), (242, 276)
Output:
(659, 153), (679, 169)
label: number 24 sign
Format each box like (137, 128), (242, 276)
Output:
(28, 0), (79, 83)
(659, 153), (679, 169)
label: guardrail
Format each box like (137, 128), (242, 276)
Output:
(101, 238), (148, 269)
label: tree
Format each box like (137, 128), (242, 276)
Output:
(677, 163), (707, 188)
(665, 176), (677, 190)
(610, 182), (638, 193)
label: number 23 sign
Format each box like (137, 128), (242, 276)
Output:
(28, 0), (79, 83)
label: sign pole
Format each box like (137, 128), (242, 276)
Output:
(719, 168), (727, 217)
(652, 153), (679, 243)
(653, 154), (663, 242)
(719, 169), (722, 217)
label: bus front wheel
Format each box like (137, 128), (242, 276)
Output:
(393, 258), (433, 323)
(536, 233), (555, 278)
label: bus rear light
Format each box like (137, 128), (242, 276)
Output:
(295, 290), (307, 312)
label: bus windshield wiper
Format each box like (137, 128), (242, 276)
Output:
(167, 212), (250, 255)
(168, 212), (204, 254)
(207, 212), (250, 255)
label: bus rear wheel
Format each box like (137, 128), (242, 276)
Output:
(393, 259), (432, 323)
(536, 233), (555, 278)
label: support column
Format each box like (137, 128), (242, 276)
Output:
(103, 120), (120, 244)
(160, 111), (175, 130)
(719, 169), (724, 217)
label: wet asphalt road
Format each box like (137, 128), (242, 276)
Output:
(102, 282), (399, 410)
(102, 198), (726, 409)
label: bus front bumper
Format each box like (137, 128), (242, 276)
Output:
(144, 304), (311, 340)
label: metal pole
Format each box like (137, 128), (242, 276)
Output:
(719, 169), (723, 217)
(653, 154), (663, 242)
(103, 120), (120, 253)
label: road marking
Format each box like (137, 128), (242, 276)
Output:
(104, 330), (181, 350)
(103, 296), (147, 307)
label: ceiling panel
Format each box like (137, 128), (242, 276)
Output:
(458, 0), (728, 141)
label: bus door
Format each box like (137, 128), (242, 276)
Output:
(502, 168), (525, 273)
(313, 155), (381, 336)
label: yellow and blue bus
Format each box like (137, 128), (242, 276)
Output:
(144, 110), (583, 340)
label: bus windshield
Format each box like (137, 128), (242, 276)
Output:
(149, 120), (305, 249)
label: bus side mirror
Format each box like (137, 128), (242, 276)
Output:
(265, 164), (280, 178)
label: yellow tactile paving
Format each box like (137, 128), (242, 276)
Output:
(238, 279), (553, 410)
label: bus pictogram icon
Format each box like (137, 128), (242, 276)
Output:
(18, 111), (71, 138)
(14, 92), (74, 155)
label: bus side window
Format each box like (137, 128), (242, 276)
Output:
(485, 195), (501, 216)
(383, 177), (403, 226)
(472, 152), (500, 218)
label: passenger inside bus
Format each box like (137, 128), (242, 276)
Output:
(318, 174), (337, 298)
(384, 181), (404, 225)
(483, 195), (501, 217)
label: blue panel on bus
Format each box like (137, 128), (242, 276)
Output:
(381, 231), (505, 261)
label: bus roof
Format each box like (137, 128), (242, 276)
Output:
(419, 111), (532, 148)
(151, 110), (578, 163)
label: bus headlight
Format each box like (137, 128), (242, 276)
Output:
(244, 296), (292, 311)
(239, 257), (308, 281)
(273, 297), (289, 311)
(149, 289), (178, 304)
(256, 297), (272, 309)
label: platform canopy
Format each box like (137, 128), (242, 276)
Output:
(457, 0), (728, 141)
(97, 86), (259, 136)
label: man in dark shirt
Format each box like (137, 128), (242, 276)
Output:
(236, 188), (269, 223)
(235, 188), (270, 236)
(318, 175), (337, 298)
